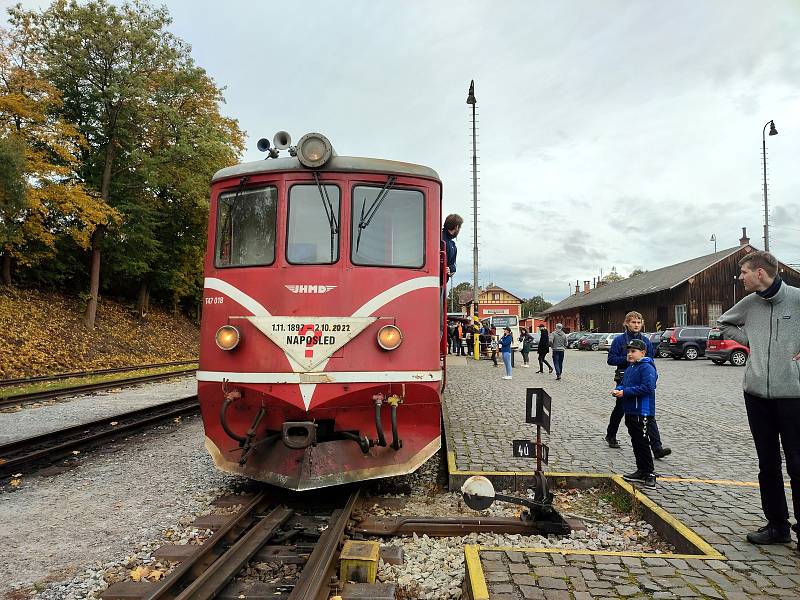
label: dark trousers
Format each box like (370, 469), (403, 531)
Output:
(537, 351), (552, 371)
(520, 348), (530, 365)
(744, 392), (800, 536)
(491, 350), (498, 366)
(625, 414), (654, 475)
(552, 350), (564, 376)
(607, 397), (663, 449)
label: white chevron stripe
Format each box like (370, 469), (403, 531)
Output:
(198, 370), (442, 384)
(352, 276), (439, 317)
(204, 277), (271, 316)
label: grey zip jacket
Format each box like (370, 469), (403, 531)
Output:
(551, 330), (568, 351)
(717, 281), (800, 398)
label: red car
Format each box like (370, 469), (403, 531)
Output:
(706, 329), (749, 366)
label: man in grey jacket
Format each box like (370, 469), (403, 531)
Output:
(551, 323), (568, 380)
(718, 250), (800, 552)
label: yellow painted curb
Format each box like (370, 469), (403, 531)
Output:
(463, 544), (489, 600)
(477, 545), (727, 560)
(610, 475), (725, 559)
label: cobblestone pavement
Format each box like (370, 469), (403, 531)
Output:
(443, 350), (799, 599)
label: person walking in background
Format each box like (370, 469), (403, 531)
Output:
(718, 250), (800, 552)
(518, 327), (533, 367)
(536, 324), (553, 374)
(605, 311), (671, 459)
(489, 335), (498, 367)
(612, 339), (658, 488)
(499, 327), (513, 379)
(551, 323), (568, 380)
(455, 322), (465, 356)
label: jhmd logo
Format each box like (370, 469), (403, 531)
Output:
(285, 285), (337, 294)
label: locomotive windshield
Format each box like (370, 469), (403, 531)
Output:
(287, 184), (340, 264)
(350, 186), (424, 267)
(215, 185), (278, 267)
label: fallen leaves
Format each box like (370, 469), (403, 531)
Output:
(129, 565), (165, 582)
(0, 287), (199, 379)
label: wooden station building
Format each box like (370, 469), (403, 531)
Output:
(543, 229), (800, 332)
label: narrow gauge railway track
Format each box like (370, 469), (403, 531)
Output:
(0, 368), (197, 409)
(0, 359), (198, 388)
(0, 396), (199, 478)
(103, 487), (361, 600)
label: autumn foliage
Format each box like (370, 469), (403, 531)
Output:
(0, 287), (198, 379)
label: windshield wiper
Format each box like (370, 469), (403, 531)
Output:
(218, 176), (249, 260)
(356, 175), (396, 252)
(312, 171), (338, 261)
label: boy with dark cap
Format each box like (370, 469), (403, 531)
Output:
(612, 338), (657, 488)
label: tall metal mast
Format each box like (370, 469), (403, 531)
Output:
(467, 80), (479, 359)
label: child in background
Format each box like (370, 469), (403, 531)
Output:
(490, 336), (498, 367)
(611, 339), (657, 488)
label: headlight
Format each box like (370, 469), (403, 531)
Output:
(296, 132), (334, 168)
(215, 325), (240, 350)
(377, 325), (403, 350)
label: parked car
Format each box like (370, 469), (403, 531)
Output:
(658, 326), (712, 360)
(597, 332), (623, 351)
(567, 332), (590, 349)
(579, 333), (607, 351)
(647, 332), (670, 358)
(706, 329), (749, 366)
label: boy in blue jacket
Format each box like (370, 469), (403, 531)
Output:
(612, 339), (657, 488)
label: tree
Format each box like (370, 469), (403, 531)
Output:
(18, 0), (186, 328)
(629, 268), (648, 278)
(522, 294), (552, 317)
(448, 281), (472, 312)
(0, 20), (115, 286)
(601, 266), (625, 283)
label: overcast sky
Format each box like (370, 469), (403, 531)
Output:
(4, 1), (800, 303)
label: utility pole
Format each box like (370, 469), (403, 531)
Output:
(762, 120), (778, 251)
(467, 80), (479, 360)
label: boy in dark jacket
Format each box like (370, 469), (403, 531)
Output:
(612, 339), (657, 488)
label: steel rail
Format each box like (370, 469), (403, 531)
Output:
(0, 396), (199, 478)
(144, 492), (275, 600)
(288, 487), (361, 600)
(0, 369), (197, 408)
(0, 360), (198, 388)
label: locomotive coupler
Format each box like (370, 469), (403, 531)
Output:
(282, 421), (318, 450)
(387, 394), (403, 450)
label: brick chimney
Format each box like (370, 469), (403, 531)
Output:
(739, 227), (750, 247)
(575, 280), (580, 295)
(583, 280), (590, 294)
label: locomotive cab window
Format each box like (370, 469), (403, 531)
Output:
(351, 186), (424, 267)
(287, 184), (340, 264)
(215, 185), (278, 267)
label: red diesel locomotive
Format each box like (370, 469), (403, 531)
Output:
(198, 132), (447, 490)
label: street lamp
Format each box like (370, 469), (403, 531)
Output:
(762, 120), (778, 251)
(467, 80), (479, 360)
(709, 233), (716, 253)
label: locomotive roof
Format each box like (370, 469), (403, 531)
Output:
(212, 156), (441, 184)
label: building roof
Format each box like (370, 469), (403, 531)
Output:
(544, 245), (745, 314)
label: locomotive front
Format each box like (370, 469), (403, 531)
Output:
(198, 133), (445, 490)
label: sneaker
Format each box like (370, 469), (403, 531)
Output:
(622, 470), (644, 483)
(605, 435), (621, 449)
(623, 471), (656, 488)
(653, 447), (672, 459)
(522, 364), (530, 368)
(746, 524), (791, 545)
(502, 375), (512, 380)
(556, 376), (561, 380)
